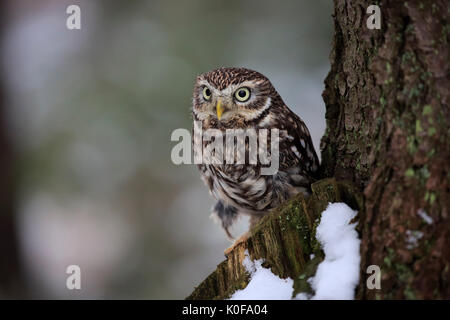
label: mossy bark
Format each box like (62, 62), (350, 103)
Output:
(321, 0), (449, 299)
(187, 178), (362, 300)
(188, 0), (449, 300)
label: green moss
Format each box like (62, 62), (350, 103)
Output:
(424, 191), (430, 202)
(407, 136), (417, 154)
(386, 62), (391, 74)
(418, 165), (430, 180)
(415, 120), (422, 134)
(402, 51), (413, 64)
(404, 286), (417, 300)
(409, 86), (420, 98)
(429, 192), (436, 205)
(396, 263), (413, 284)
(383, 247), (417, 299)
(292, 254), (324, 297)
(422, 105), (432, 115)
(383, 248), (396, 268)
(405, 168), (415, 177)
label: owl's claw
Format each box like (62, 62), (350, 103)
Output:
(224, 231), (250, 256)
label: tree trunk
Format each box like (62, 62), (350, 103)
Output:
(321, 0), (449, 299)
(188, 0), (449, 300)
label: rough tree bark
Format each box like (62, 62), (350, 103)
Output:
(321, 0), (449, 299)
(188, 0), (449, 299)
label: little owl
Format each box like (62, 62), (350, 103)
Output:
(192, 67), (319, 253)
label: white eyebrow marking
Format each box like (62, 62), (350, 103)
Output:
(197, 79), (263, 96)
(243, 97), (271, 120)
(258, 113), (274, 127)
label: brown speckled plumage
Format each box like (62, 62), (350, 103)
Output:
(201, 67), (268, 91)
(192, 67), (319, 241)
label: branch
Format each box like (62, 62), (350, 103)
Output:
(187, 178), (362, 300)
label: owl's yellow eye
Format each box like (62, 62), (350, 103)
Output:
(234, 87), (251, 102)
(202, 87), (212, 100)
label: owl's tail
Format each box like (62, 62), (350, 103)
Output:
(210, 201), (238, 241)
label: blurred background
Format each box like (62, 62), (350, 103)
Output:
(0, 0), (332, 299)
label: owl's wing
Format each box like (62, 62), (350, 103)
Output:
(283, 110), (320, 182)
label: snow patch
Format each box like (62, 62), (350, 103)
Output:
(405, 230), (424, 249)
(296, 202), (361, 300)
(417, 209), (433, 225)
(229, 250), (294, 300)
(294, 292), (309, 300)
(230, 202), (361, 300)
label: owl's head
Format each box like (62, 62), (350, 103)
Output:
(192, 67), (279, 126)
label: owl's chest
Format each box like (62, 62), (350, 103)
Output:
(207, 163), (259, 186)
(204, 163), (273, 211)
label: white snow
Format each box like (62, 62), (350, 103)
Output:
(417, 208), (433, 225)
(294, 292), (309, 300)
(230, 202), (361, 300)
(229, 250), (294, 300)
(405, 230), (424, 249)
(297, 202), (361, 300)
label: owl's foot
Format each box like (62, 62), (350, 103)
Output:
(211, 201), (239, 241)
(224, 231), (250, 256)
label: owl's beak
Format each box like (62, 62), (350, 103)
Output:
(216, 99), (224, 120)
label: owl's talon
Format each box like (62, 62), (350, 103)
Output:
(224, 231), (250, 256)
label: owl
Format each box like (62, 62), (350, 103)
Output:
(192, 67), (319, 252)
